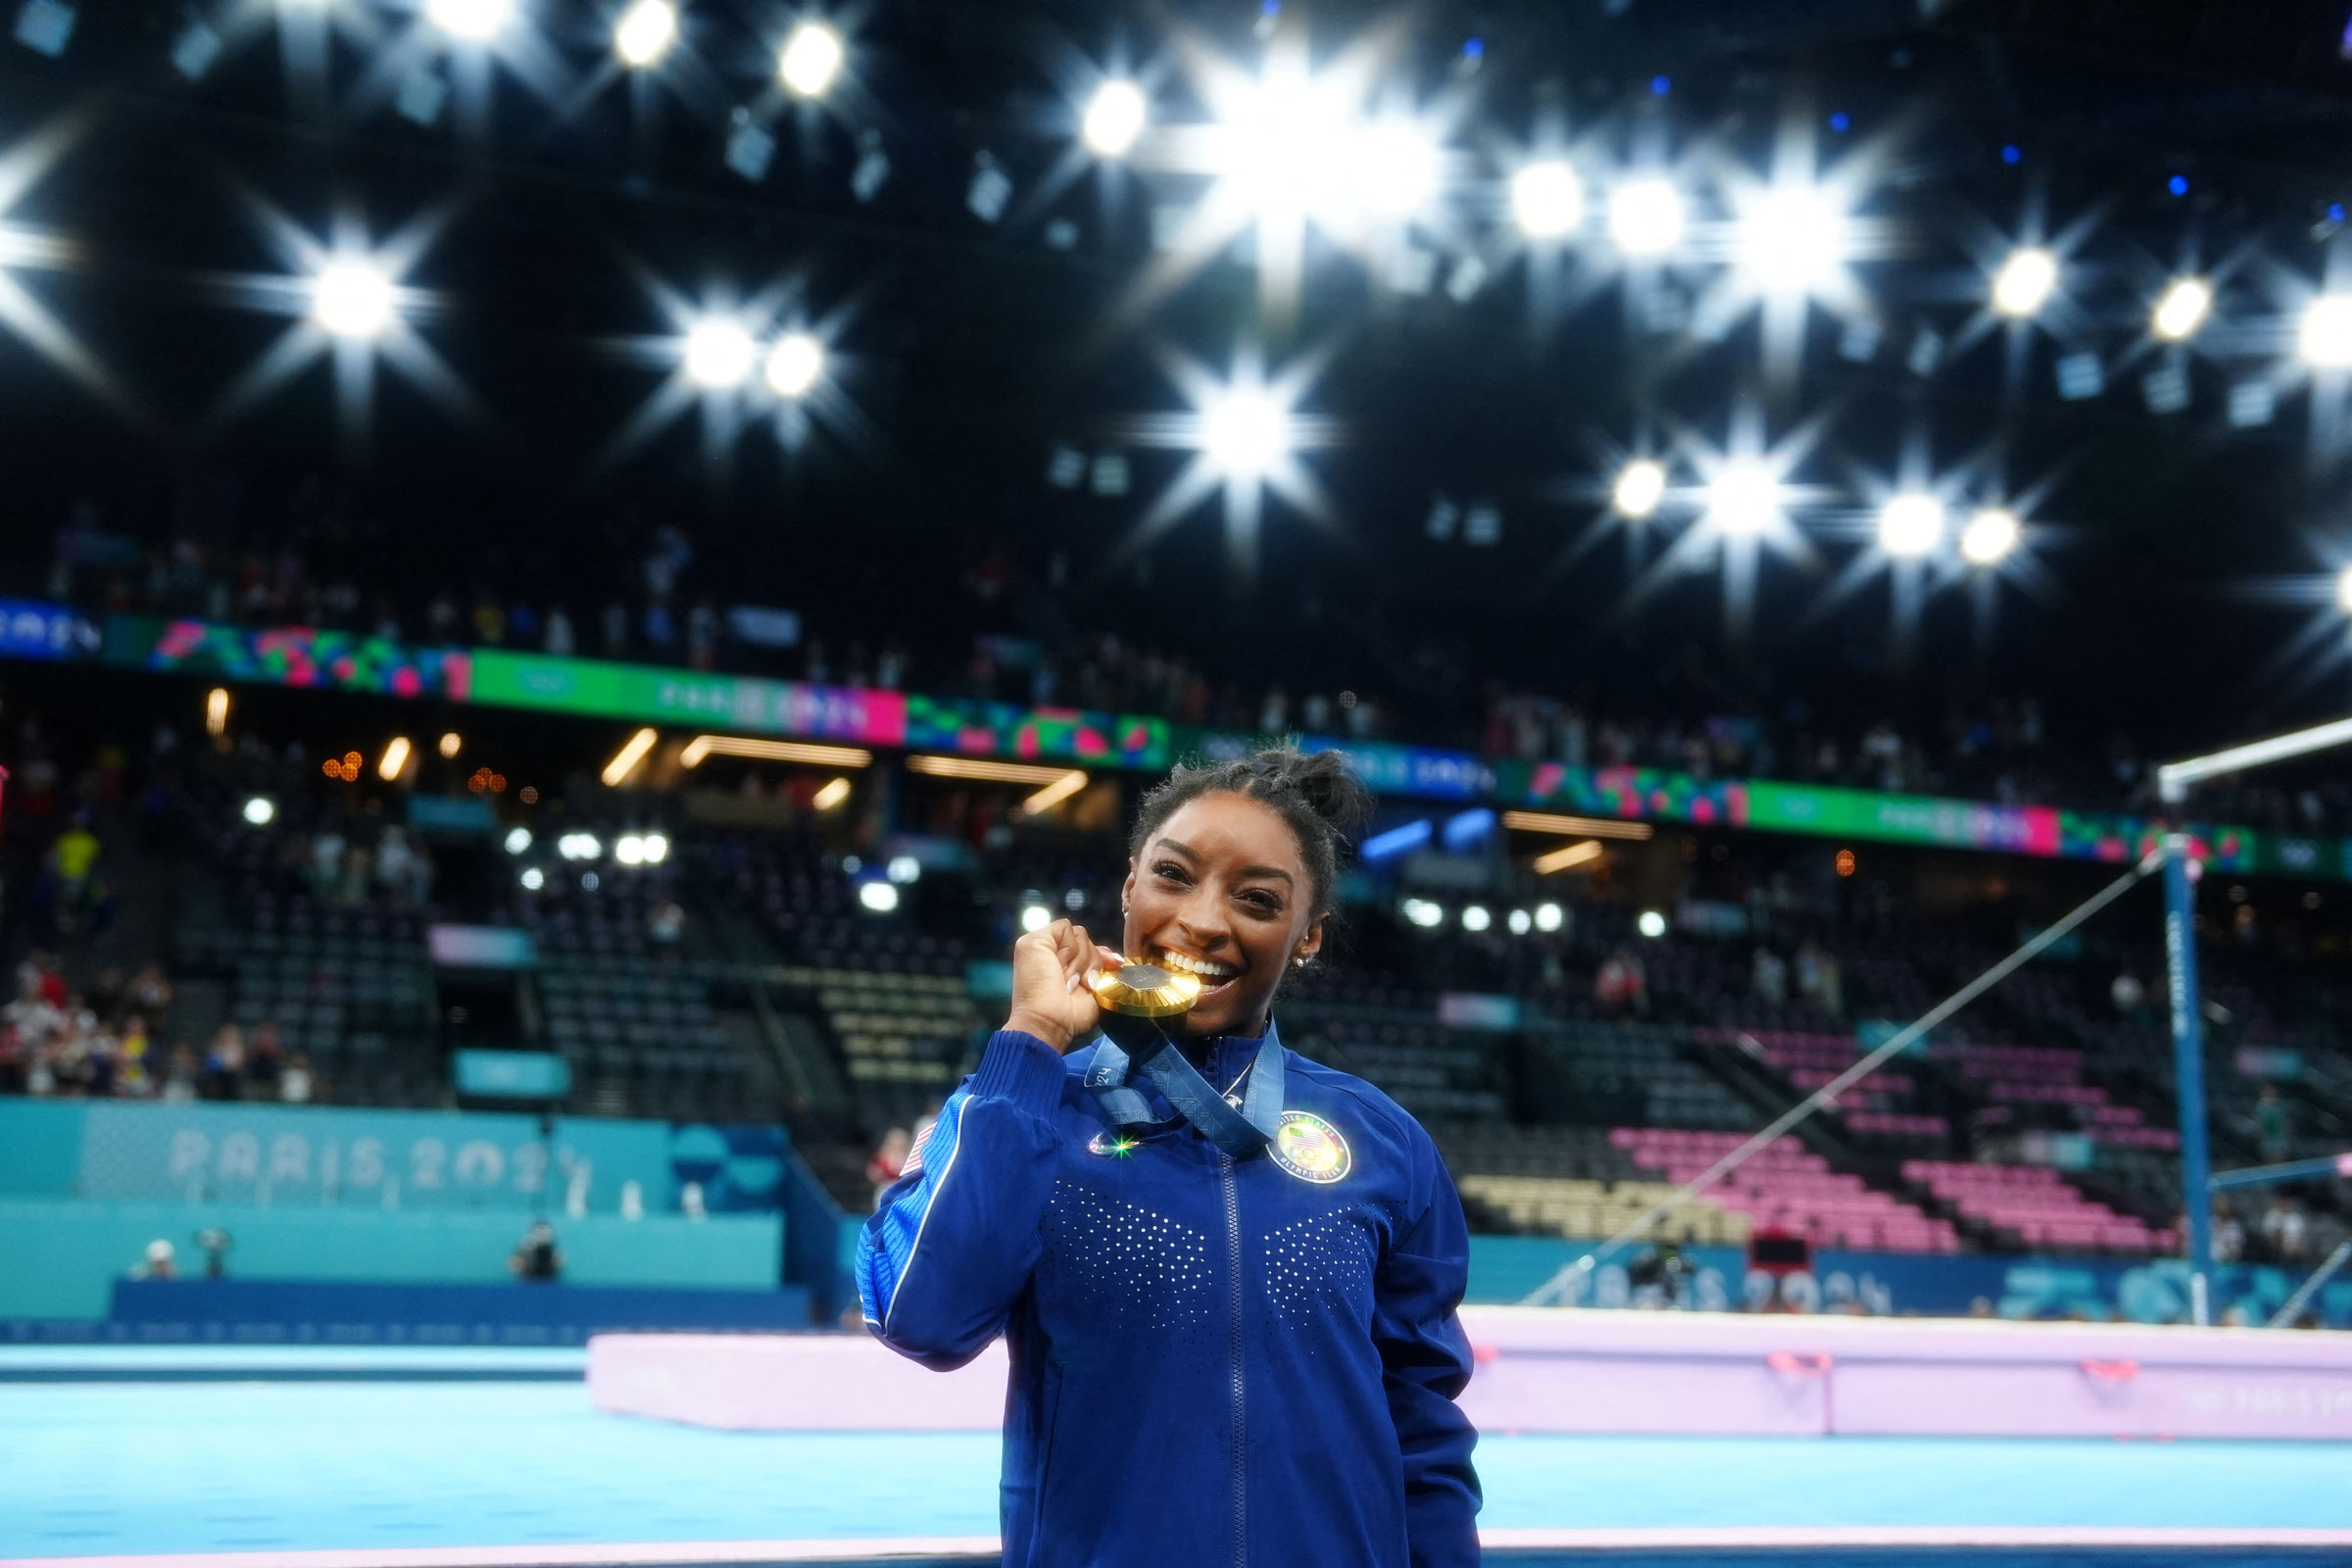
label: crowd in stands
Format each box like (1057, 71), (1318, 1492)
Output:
(44, 509), (2352, 835)
(1, 689), (2348, 1295)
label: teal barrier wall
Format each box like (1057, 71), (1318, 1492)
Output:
(0, 1100), (788, 1214)
(0, 1102), (81, 1198)
(0, 1200), (783, 1320)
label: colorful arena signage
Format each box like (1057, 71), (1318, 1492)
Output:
(24, 605), (2352, 883)
(117, 616), (472, 700)
(466, 649), (1171, 767)
(0, 599), (98, 662)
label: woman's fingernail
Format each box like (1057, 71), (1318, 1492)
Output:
(1065, 972), (1082, 993)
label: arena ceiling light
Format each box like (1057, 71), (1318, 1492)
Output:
(0, 116), (130, 411)
(1138, 29), (1458, 318)
(678, 735), (870, 767)
(1959, 507), (2022, 565)
(1700, 123), (1892, 387)
(1624, 405), (1832, 639)
(612, 0), (677, 68)
(601, 727), (659, 786)
(810, 776), (853, 810)
(906, 755), (1074, 784)
(209, 201), (475, 442)
(1611, 458), (1668, 518)
(2152, 276), (2211, 342)
(503, 827), (532, 855)
(604, 274), (862, 470)
(242, 796), (274, 826)
(1119, 345), (1340, 584)
(308, 259), (395, 339)
(2299, 294), (2352, 368)
(1081, 79), (1149, 159)
(1200, 389), (1289, 477)
(1020, 769), (1090, 815)
(1509, 159), (1584, 240)
(1532, 839), (1604, 874)
(763, 331), (824, 398)
(1734, 183), (1851, 300)
(1876, 493), (1946, 559)
(1991, 246), (2059, 318)
(1706, 463), (1783, 538)
(1606, 177), (1686, 258)
(777, 20), (844, 98)
(682, 317), (756, 389)
(2338, 564), (2352, 614)
(426, 0), (513, 42)
(375, 736), (412, 781)
(1499, 809), (1653, 841)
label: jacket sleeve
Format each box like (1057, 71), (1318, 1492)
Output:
(1374, 1123), (1483, 1568)
(857, 1029), (1068, 1370)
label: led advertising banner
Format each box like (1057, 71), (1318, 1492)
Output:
(1185, 729), (1494, 800)
(1517, 760), (1749, 827)
(116, 616), (473, 700)
(0, 599), (98, 662)
(905, 693), (1169, 768)
(465, 650), (1171, 766)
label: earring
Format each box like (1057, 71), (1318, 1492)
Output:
(1292, 955), (1307, 969)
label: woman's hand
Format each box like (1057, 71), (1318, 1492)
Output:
(1004, 919), (1127, 1054)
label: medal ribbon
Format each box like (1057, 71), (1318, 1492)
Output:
(1085, 1034), (1285, 1159)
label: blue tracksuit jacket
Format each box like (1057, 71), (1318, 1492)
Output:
(858, 1021), (1481, 1568)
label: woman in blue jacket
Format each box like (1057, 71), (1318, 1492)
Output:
(858, 747), (1482, 1567)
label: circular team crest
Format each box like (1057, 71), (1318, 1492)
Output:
(1270, 1111), (1350, 1184)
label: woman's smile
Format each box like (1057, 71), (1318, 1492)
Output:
(1150, 946), (1242, 1003)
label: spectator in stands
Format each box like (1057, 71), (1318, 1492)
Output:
(278, 1051), (318, 1103)
(867, 1126), (910, 1209)
(1751, 946), (1788, 1007)
(198, 1024), (244, 1101)
(2212, 1198), (2245, 1264)
(375, 828), (419, 904)
(308, 827), (345, 897)
(128, 962), (172, 1019)
(509, 1221), (564, 1282)
(2109, 971), (2147, 1024)
(133, 1239), (176, 1280)
(115, 1014), (152, 1098)
(2255, 1086), (2292, 1163)
(40, 812), (109, 937)
(159, 1043), (199, 1102)
(246, 1019), (284, 1095)
(1794, 940), (1842, 1018)
(648, 897), (686, 954)
(1594, 946), (1648, 1018)
(2261, 1193), (2310, 1264)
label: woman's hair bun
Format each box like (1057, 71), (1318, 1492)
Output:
(1264, 746), (1372, 834)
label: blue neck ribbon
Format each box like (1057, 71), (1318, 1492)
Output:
(1085, 1030), (1286, 1159)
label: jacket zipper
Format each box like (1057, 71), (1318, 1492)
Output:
(1221, 1151), (1246, 1568)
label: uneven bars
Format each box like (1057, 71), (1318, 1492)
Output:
(2156, 714), (2352, 803)
(1521, 849), (2163, 1307)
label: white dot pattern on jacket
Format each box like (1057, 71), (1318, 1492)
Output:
(1264, 1204), (1378, 1327)
(1043, 1180), (1213, 1331)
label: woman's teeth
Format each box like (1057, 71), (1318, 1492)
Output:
(1156, 950), (1237, 989)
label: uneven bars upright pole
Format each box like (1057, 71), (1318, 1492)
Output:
(2160, 832), (2216, 1326)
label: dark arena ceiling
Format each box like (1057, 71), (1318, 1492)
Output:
(10, 0), (2352, 753)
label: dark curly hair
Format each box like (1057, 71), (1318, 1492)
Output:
(1127, 745), (1373, 917)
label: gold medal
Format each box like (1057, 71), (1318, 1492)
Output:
(1088, 960), (1202, 1018)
